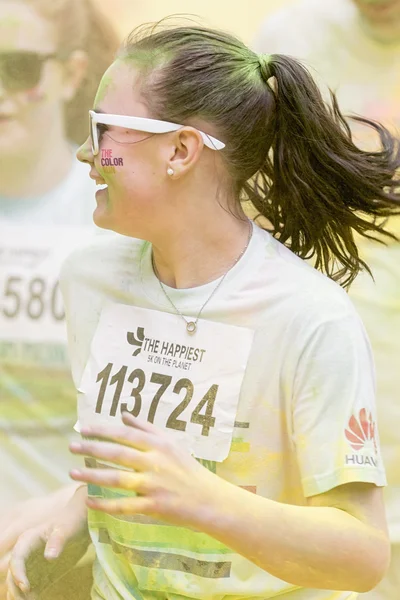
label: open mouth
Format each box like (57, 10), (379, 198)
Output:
(95, 178), (108, 191)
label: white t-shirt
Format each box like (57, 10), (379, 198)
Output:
(0, 157), (98, 508)
(254, 0), (400, 542)
(60, 223), (385, 600)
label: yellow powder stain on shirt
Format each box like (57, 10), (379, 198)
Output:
(231, 439), (251, 453)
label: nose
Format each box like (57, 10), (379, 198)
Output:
(77, 135), (94, 164)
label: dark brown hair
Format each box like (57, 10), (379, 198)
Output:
(120, 23), (400, 287)
(29, 0), (120, 144)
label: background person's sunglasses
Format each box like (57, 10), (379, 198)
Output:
(0, 52), (57, 93)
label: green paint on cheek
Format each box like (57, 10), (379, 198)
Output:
(102, 165), (116, 174)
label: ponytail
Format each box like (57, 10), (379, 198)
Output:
(248, 54), (400, 288)
(120, 24), (400, 287)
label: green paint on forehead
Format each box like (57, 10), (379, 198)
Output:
(94, 69), (118, 107)
(120, 46), (172, 78)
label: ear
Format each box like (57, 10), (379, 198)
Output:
(167, 127), (204, 178)
(61, 50), (89, 102)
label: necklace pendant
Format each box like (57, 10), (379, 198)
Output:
(186, 321), (196, 334)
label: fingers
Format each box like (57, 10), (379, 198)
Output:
(7, 522), (74, 600)
(69, 440), (149, 471)
(43, 527), (68, 561)
(6, 567), (31, 600)
(79, 422), (154, 452)
(70, 467), (148, 494)
(8, 522), (67, 595)
(8, 528), (41, 596)
(121, 411), (163, 434)
(86, 495), (155, 516)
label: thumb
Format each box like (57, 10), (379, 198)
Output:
(44, 527), (67, 560)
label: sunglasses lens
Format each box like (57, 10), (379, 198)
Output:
(0, 53), (45, 92)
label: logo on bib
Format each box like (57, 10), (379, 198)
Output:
(127, 327), (145, 356)
(126, 327), (206, 369)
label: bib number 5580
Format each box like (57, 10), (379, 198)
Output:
(1, 276), (64, 321)
(95, 362), (217, 436)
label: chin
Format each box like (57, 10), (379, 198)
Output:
(93, 207), (114, 231)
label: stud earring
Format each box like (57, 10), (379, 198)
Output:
(167, 167), (174, 176)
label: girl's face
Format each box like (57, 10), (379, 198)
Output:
(77, 60), (178, 239)
(0, 1), (84, 156)
(352, 0), (400, 23)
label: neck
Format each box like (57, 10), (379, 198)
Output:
(151, 205), (251, 290)
(0, 138), (74, 198)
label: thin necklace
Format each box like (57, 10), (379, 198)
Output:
(152, 221), (253, 334)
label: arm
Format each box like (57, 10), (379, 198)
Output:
(69, 412), (390, 594)
(194, 478), (390, 593)
(195, 313), (390, 592)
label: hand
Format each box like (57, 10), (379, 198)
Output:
(0, 486), (81, 567)
(0, 495), (62, 599)
(0, 486), (81, 598)
(7, 486), (90, 600)
(69, 412), (221, 528)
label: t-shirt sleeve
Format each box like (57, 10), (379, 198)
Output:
(292, 312), (387, 497)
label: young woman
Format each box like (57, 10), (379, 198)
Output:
(8, 23), (400, 600)
(0, 0), (118, 597)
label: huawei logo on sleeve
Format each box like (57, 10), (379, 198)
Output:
(345, 408), (377, 453)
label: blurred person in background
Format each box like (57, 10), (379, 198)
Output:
(254, 1), (400, 599)
(0, 0), (119, 596)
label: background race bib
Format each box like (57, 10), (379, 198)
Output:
(0, 224), (90, 345)
(77, 304), (254, 462)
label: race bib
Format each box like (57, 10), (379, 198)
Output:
(0, 224), (90, 345)
(77, 304), (254, 462)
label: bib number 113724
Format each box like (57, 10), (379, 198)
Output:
(95, 361), (217, 437)
(77, 304), (254, 461)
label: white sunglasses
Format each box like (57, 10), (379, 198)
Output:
(89, 110), (225, 155)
